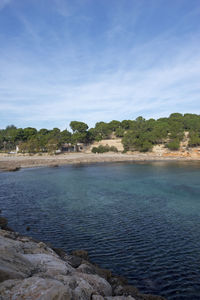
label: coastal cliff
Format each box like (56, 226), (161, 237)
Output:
(0, 219), (165, 300)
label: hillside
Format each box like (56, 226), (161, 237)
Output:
(1, 113), (200, 155)
(87, 132), (200, 159)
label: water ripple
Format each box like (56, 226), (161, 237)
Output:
(0, 162), (200, 299)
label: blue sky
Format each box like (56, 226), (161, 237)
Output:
(0, 0), (200, 129)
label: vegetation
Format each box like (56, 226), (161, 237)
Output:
(1, 113), (200, 153)
(91, 145), (118, 153)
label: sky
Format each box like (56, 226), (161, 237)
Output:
(0, 0), (200, 130)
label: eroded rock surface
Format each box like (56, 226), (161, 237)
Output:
(0, 228), (166, 300)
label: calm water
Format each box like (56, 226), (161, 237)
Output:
(1, 162), (200, 299)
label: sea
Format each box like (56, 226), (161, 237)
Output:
(1, 161), (200, 299)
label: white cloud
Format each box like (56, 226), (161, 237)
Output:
(0, 0), (200, 128)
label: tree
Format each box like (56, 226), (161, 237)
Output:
(23, 127), (37, 140)
(108, 120), (121, 131)
(61, 130), (72, 143)
(70, 121), (88, 133)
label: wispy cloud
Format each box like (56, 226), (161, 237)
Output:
(0, 0), (200, 129)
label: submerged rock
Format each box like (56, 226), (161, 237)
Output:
(0, 217), (8, 229)
(71, 249), (89, 260)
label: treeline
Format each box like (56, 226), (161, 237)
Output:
(0, 113), (200, 153)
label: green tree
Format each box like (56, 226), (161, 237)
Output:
(70, 121), (88, 133)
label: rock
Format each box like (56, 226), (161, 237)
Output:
(53, 247), (68, 259)
(77, 263), (112, 280)
(138, 294), (166, 300)
(56, 272), (112, 299)
(0, 277), (72, 300)
(0, 249), (35, 282)
(0, 217), (8, 229)
(113, 285), (139, 297)
(38, 241), (47, 248)
(78, 273), (112, 297)
(92, 296), (137, 300)
(109, 275), (128, 287)
(55, 274), (95, 299)
(53, 248), (83, 268)
(26, 226), (30, 231)
(71, 249), (89, 260)
(67, 255), (83, 268)
(23, 253), (73, 276)
(0, 228), (166, 300)
(92, 295), (105, 300)
(106, 297), (136, 300)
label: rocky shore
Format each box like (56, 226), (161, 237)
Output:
(0, 152), (200, 172)
(0, 217), (165, 300)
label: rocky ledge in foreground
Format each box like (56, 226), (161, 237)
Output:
(0, 227), (166, 300)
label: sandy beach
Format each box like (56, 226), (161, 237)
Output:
(0, 152), (200, 171)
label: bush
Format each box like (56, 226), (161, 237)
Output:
(109, 146), (118, 152)
(188, 132), (200, 147)
(166, 139), (180, 151)
(91, 145), (118, 153)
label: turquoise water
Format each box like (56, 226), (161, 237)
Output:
(1, 161), (200, 299)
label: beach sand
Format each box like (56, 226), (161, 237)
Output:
(0, 152), (200, 171)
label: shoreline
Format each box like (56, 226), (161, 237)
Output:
(1, 152), (200, 171)
(0, 217), (165, 299)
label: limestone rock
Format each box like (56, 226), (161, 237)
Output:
(106, 297), (136, 300)
(0, 249), (35, 283)
(77, 263), (112, 280)
(113, 284), (139, 297)
(0, 227), (166, 300)
(0, 277), (71, 300)
(23, 253), (73, 276)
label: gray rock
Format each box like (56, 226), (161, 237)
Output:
(106, 297), (136, 300)
(0, 249), (35, 282)
(113, 285), (139, 297)
(77, 263), (112, 280)
(67, 255), (83, 268)
(56, 272), (112, 298)
(92, 295), (105, 300)
(23, 253), (73, 276)
(0, 277), (71, 300)
(0, 228), (166, 300)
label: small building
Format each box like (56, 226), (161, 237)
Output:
(76, 143), (87, 152)
(61, 143), (76, 152)
(61, 143), (87, 153)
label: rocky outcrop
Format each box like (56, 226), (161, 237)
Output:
(0, 227), (166, 300)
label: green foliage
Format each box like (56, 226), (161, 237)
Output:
(70, 121), (88, 133)
(71, 132), (89, 144)
(61, 130), (72, 143)
(166, 139), (180, 151)
(93, 122), (112, 140)
(122, 130), (153, 152)
(108, 120), (121, 131)
(115, 127), (125, 137)
(91, 145), (118, 153)
(1, 113), (200, 153)
(188, 132), (200, 147)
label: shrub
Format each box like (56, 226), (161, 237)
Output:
(91, 145), (118, 153)
(109, 146), (118, 152)
(166, 139), (180, 150)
